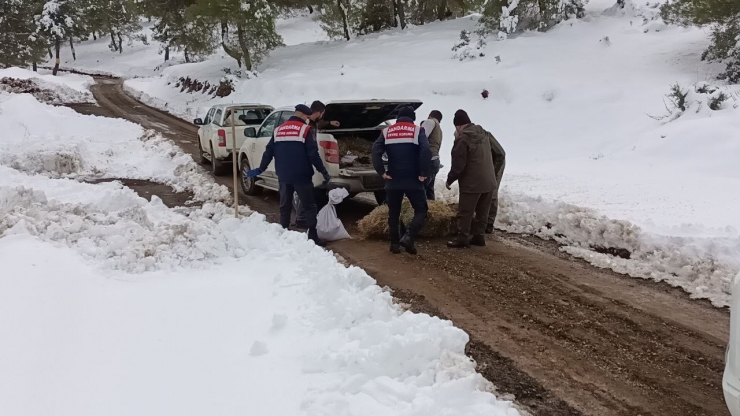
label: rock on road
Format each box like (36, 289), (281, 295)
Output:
(71, 77), (731, 416)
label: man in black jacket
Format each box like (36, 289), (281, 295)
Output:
(372, 106), (432, 255)
(247, 104), (330, 246)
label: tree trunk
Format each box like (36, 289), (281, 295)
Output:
(69, 37), (76, 60)
(419, 0), (427, 24)
(436, 0), (448, 21)
(336, 0), (351, 40)
(33, 61), (38, 72)
(48, 48), (53, 59)
(184, 49), (190, 63)
(396, 0), (407, 29)
(221, 21), (242, 68)
(307, 4), (314, 13)
(52, 40), (61, 76)
(110, 30), (118, 52)
(93, 32), (97, 40)
(164, 45), (170, 62)
(236, 24), (253, 71)
(117, 32), (123, 54)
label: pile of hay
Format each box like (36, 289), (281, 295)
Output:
(338, 137), (373, 167)
(357, 200), (457, 239)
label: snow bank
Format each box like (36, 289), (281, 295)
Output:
(0, 67), (94, 104)
(0, 88), (520, 414)
(112, 2), (740, 306)
(0, 93), (229, 203)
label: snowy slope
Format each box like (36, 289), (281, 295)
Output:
(0, 90), (520, 415)
(56, 4), (740, 305)
(0, 67), (94, 104)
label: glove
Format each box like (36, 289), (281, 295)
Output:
(246, 168), (262, 178)
(322, 172), (331, 185)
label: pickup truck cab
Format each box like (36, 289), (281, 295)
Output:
(194, 104), (274, 175)
(237, 100), (422, 204)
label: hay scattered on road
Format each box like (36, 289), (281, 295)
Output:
(357, 199), (456, 239)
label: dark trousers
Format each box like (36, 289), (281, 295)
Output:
(386, 189), (428, 244)
(457, 192), (494, 240)
(424, 158), (441, 200)
(279, 182), (317, 232)
(488, 163), (505, 228)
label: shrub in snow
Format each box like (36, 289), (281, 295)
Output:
(451, 30), (487, 61)
(479, 0), (586, 36)
(650, 82), (734, 121)
(668, 82), (688, 112)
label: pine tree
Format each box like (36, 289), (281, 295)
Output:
(190, 0), (283, 70)
(37, 0), (82, 75)
(0, 0), (48, 69)
(662, 0), (740, 83)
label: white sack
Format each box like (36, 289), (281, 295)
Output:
(317, 188), (350, 241)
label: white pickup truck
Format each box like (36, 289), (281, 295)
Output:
(237, 100), (422, 204)
(194, 104), (274, 175)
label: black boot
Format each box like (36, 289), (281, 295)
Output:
(308, 228), (326, 247)
(447, 237), (470, 248)
(470, 235), (486, 247)
(399, 234), (417, 255)
(390, 243), (401, 254)
(485, 224), (494, 234)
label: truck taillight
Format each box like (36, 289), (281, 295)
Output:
(217, 129), (226, 147)
(320, 141), (339, 164)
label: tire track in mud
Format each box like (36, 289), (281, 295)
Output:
(70, 76), (731, 416)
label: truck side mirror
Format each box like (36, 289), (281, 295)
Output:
(193, 118), (204, 126)
(244, 127), (257, 137)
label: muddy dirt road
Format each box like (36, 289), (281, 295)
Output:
(73, 78), (731, 416)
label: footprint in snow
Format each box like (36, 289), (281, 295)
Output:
(272, 313), (288, 330)
(250, 341), (268, 356)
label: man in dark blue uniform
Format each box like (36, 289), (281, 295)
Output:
(247, 104), (330, 246)
(372, 106), (432, 255)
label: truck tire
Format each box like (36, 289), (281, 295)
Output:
(210, 143), (227, 176)
(198, 137), (208, 165)
(239, 156), (262, 196)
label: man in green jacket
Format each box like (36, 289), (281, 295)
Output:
(445, 110), (497, 248)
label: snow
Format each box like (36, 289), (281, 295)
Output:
(0, 67), (94, 103)
(42, 3), (740, 305)
(0, 88), (519, 414)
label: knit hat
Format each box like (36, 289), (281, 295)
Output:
(453, 109), (471, 126)
(295, 104), (313, 116)
(397, 106), (416, 121)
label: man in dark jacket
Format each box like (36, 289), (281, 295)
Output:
(309, 100), (340, 130)
(420, 110), (443, 200)
(486, 131), (506, 234)
(372, 106), (432, 255)
(247, 104), (331, 246)
(445, 110), (497, 248)
(292, 100), (341, 228)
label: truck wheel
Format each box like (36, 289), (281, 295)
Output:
(210, 143), (227, 176)
(198, 138), (208, 165)
(239, 156), (262, 196)
(374, 190), (386, 206)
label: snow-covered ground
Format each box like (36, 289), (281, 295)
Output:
(0, 90), (521, 414)
(0, 67), (94, 104)
(50, 2), (740, 306)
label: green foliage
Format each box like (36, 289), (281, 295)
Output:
(0, 0), (48, 68)
(480, 0), (585, 35)
(668, 82), (688, 112)
(662, 0), (740, 83)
